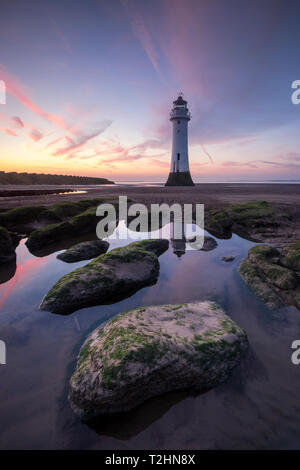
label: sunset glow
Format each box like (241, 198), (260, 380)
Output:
(1, 0), (300, 181)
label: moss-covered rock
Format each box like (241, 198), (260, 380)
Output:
(206, 201), (287, 240)
(26, 200), (120, 253)
(0, 205), (46, 229)
(0, 198), (118, 234)
(239, 243), (300, 310)
(40, 239), (169, 314)
(0, 225), (16, 264)
(281, 241), (300, 271)
(57, 240), (109, 263)
(26, 221), (74, 252)
(26, 206), (101, 252)
(69, 301), (248, 419)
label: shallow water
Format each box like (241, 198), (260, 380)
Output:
(0, 223), (299, 449)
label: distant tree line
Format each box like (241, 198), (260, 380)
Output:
(0, 171), (114, 185)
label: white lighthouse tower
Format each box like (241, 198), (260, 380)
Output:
(165, 94), (194, 186)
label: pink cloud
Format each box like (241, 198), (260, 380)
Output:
(222, 159), (300, 169)
(43, 136), (66, 150)
(150, 158), (169, 168)
(27, 129), (43, 141)
(52, 122), (112, 157)
(222, 160), (258, 168)
(11, 116), (24, 128)
(1, 128), (18, 136)
(0, 65), (77, 133)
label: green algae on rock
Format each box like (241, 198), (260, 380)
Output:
(69, 301), (248, 419)
(0, 198), (118, 236)
(205, 201), (288, 241)
(281, 242), (300, 271)
(26, 203), (114, 253)
(57, 240), (109, 263)
(0, 205), (46, 230)
(239, 244), (300, 310)
(40, 239), (169, 314)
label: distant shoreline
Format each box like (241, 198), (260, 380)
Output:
(0, 171), (114, 186)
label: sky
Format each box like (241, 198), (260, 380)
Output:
(0, 0), (300, 182)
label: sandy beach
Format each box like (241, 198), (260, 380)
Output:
(1, 183), (300, 211)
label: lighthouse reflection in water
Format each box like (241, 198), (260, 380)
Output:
(171, 221), (187, 258)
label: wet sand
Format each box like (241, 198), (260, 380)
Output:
(0, 183), (300, 212)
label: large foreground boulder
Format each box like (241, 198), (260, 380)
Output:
(57, 240), (109, 263)
(0, 226), (16, 264)
(40, 239), (169, 314)
(69, 301), (248, 419)
(239, 244), (300, 310)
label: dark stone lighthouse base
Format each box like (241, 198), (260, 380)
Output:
(165, 171), (195, 186)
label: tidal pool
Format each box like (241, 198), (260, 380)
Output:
(0, 223), (299, 449)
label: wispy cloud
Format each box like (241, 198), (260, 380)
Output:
(200, 144), (214, 164)
(0, 65), (77, 133)
(1, 128), (18, 137)
(50, 18), (73, 55)
(52, 121), (112, 157)
(150, 158), (169, 168)
(121, 0), (164, 82)
(280, 152), (300, 162)
(222, 159), (300, 169)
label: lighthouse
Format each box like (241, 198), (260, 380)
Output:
(165, 94), (194, 186)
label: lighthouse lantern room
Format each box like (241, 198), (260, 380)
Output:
(165, 94), (194, 186)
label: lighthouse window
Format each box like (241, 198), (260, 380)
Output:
(177, 153), (180, 160)
(177, 121), (180, 124)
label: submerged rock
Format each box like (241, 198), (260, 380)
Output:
(221, 256), (235, 262)
(239, 244), (300, 310)
(57, 240), (109, 263)
(69, 301), (248, 419)
(188, 235), (218, 251)
(0, 226), (16, 264)
(40, 239), (169, 314)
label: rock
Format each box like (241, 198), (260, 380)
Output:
(188, 235), (218, 251)
(40, 239), (169, 314)
(69, 301), (248, 419)
(239, 244), (300, 310)
(206, 201), (289, 241)
(0, 199), (112, 232)
(26, 202), (119, 254)
(281, 241), (300, 271)
(57, 240), (109, 263)
(221, 256), (235, 262)
(0, 206), (46, 230)
(0, 226), (16, 264)
(26, 221), (75, 252)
